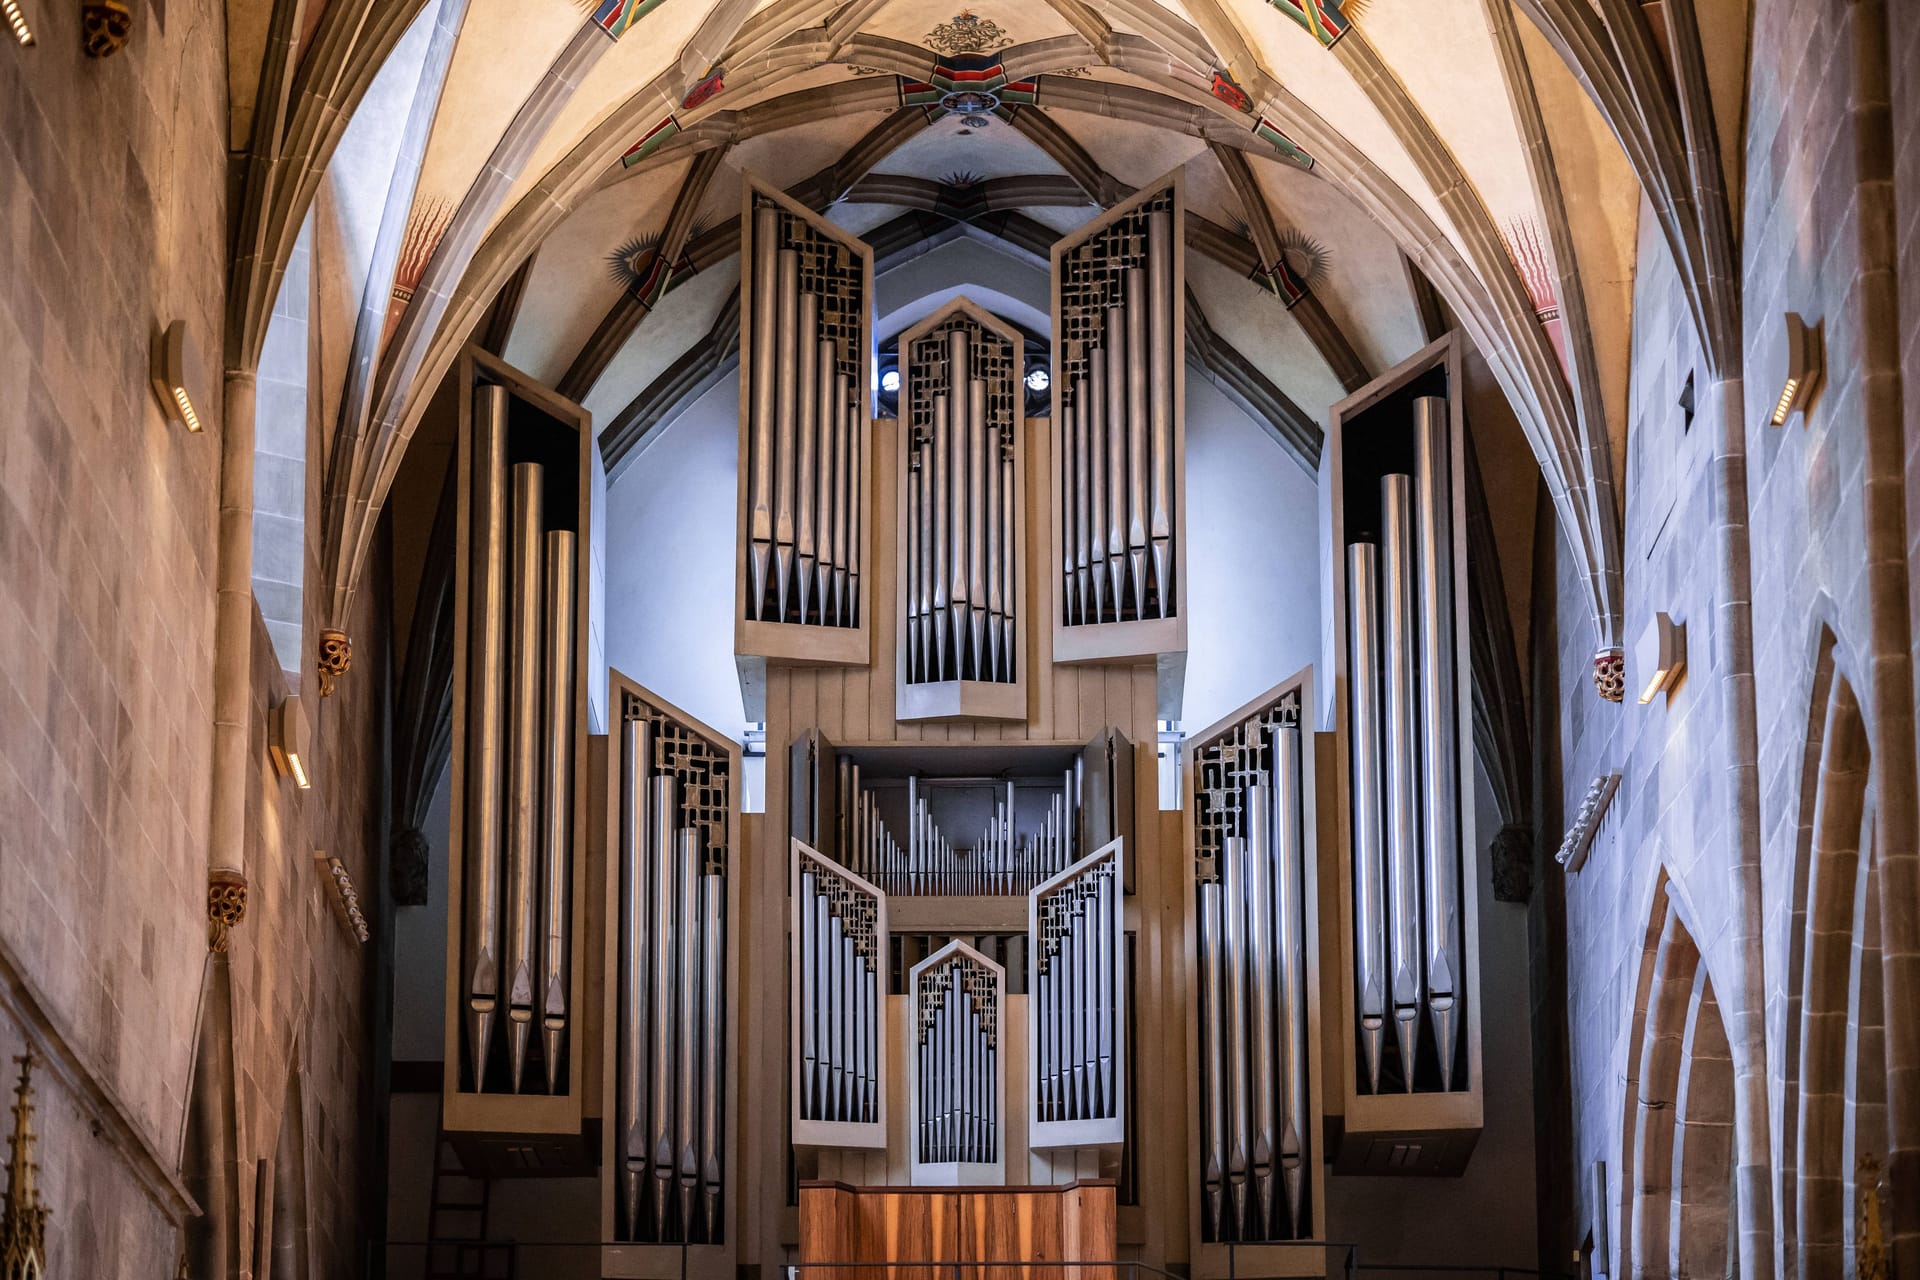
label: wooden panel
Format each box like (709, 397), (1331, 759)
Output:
(801, 1182), (1116, 1280)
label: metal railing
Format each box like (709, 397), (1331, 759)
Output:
(379, 1244), (1572, 1280)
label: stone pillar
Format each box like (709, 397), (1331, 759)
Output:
(208, 369), (257, 908)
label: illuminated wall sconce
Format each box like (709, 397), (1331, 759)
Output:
(269, 694), (312, 789)
(1635, 611), (1686, 704)
(4, 0), (35, 44)
(1769, 312), (1823, 426)
(150, 321), (204, 432)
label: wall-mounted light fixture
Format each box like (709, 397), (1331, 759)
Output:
(1635, 611), (1687, 704)
(1769, 312), (1823, 426)
(269, 694), (312, 789)
(150, 321), (204, 432)
(3, 0), (35, 44)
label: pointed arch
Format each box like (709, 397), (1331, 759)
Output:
(1618, 878), (1737, 1280)
(1783, 630), (1892, 1276)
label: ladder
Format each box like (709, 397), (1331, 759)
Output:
(425, 1133), (515, 1280)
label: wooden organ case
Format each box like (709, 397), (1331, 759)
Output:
(442, 346), (595, 1164)
(601, 671), (743, 1278)
(1049, 172), (1187, 665)
(1322, 334), (1484, 1174)
(736, 175), (875, 668)
(1182, 670), (1326, 1276)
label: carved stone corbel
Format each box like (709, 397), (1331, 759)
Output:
(207, 870), (248, 952)
(1591, 648), (1625, 703)
(79, 0), (129, 56)
(316, 629), (352, 697)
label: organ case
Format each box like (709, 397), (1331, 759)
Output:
(791, 837), (890, 1149)
(1323, 333), (1483, 1174)
(601, 672), (741, 1274)
(1182, 669), (1325, 1273)
(1049, 173), (1187, 664)
(895, 298), (1028, 721)
(908, 939), (1006, 1185)
(736, 175), (874, 666)
(443, 346), (593, 1151)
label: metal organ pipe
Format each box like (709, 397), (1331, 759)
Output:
(1346, 542), (1388, 1094)
(648, 775), (679, 1219)
(1270, 722), (1309, 1231)
(618, 717), (651, 1236)
(505, 461), (545, 1092)
(1147, 209), (1174, 613)
(1103, 303), (1126, 617)
(771, 249), (799, 622)
(540, 530), (576, 1091)
(1414, 398), (1462, 1090)
(1124, 268), (1149, 620)
(794, 291), (820, 626)
(1200, 878), (1227, 1239)
(1244, 784), (1277, 1233)
(1380, 474), (1423, 1089)
(465, 385), (509, 1091)
(747, 206), (777, 617)
(675, 830), (701, 1230)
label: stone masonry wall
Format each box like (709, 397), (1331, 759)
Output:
(1547, 0), (1919, 1270)
(0, 4), (387, 1276)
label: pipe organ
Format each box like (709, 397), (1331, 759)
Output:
(1028, 839), (1125, 1150)
(1184, 676), (1321, 1250)
(1050, 174), (1186, 663)
(896, 299), (1027, 721)
(909, 941), (1006, 1183)
(602, 675), (738, 1253)
(737, 177), (874, 665)
(1326, 334), (1483, 1175)
(791, 840), (889, 1148)
(420, 166), (1503, 1280)
(444, 348), (592, 1144)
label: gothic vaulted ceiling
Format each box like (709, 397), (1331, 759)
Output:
(228, 0), (1751, 658)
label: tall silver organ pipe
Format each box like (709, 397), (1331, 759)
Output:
(748, 206), (778, 616)
(464, 385), (509, 1090)
(1380, 475), (1423, 1089)
(540, 530), (576, 1090)
(504, 462), (545, 1092)
(791, 841), (886, 1146)
(901, 303), (1021, 690)
(741, 187), (868, 631)
(613, 693), (733, 1243)
(1342, 397), (1469, 1096)
(910, 943), (1002, 1173)
(1028, 841), (1124, 1149)
(1192, 693), (1313, 1241)
(1346, 542), (1388, 1094)
(617, 716), (651, 1237)
(1054, 182), (1181, 628)
(1413, 398), (1462, 1089)
(1268, 723), (1309, 1228)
